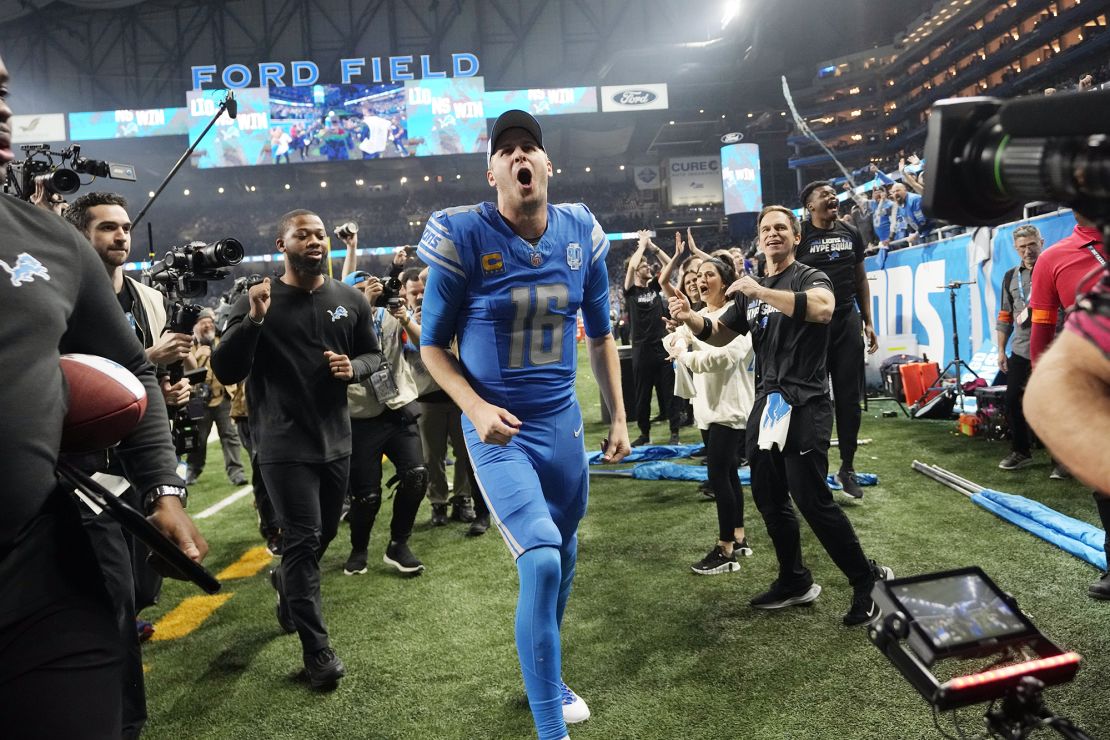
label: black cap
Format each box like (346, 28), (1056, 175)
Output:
(487, 109), (544, 165)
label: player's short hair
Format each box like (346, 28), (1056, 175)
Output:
(800, 180), (833, 208)
(1012, 225), (1043, 244)
(277, 209), (320, 239)
(757, 205), (801, 237)
(64, 191), (128, 235)
(401, 267), (423, 285)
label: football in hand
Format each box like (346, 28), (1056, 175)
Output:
(60, 354), (148, 453)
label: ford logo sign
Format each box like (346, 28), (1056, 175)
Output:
(614, 89), (657, 106)
(721, 132), (743, 144)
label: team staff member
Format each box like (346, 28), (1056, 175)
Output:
(0, 53), (207, 738)
(1026, 256), (1110, 600)
(213, 209), (382, 688)
(995, 226), (1044, 471)
(624, 230), (679, 446)
(420, 110), (630, 740)
(797, 181), (879, 499)
(669, 205), (891, 626)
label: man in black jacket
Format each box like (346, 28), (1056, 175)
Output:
(0, 53), (207, 737)
(213, 209), (381, 688)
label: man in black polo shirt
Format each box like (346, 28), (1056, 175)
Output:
(668, 205), (891, 626)
(623, 230), (679, 446)
(213, 209), (381, 688)
(797, 181), (878, 499)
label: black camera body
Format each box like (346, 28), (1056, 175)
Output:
(375, 276), (405, 310)
(148, 239), (244, 299)
(3, 143), (136, 201)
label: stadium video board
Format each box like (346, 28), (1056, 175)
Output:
(404, 77), (487, 156)
(483, 86), (597, 118)
(186, 88), (272, 168)
(267, 83), (409, 162)
(721, 143), (763, 215)
(69, 108), (190, 140)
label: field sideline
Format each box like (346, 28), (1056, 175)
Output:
(142, 351), (1110, 739)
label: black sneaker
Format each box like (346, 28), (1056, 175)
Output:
(998, 452), (1033, 470)
(1090, 572), (1110, 601)
(467, 514), (490, 537)
(749, 580), (822, 609)
(430, 503), (449, 527)
(697, 482), (716, 500)
(384, 541), (425, 575)
(631, 435), (650, 447)
(733, 538), (753, 557)
(343, 548), (368, 576)
(838, 470), (864, 500)
(450, 496), (477, 523)
(691, 545), (740, 575)
(843, 562), (895, 627)
(1050, 464), (1072, 480)
(667, 433), (681, 446)
(303, 647), (346, 689)
(270, 569), (296, 634)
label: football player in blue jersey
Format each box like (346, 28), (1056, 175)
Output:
(418, 110), (630, 740)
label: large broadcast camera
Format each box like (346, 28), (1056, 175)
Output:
(3, 143), (136, 201)
(146, 239), (244, 454)
(869, 568), (1090, 739)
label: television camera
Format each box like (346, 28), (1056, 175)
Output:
(3, 143), (135, 201)
(146, 239), (244, 454)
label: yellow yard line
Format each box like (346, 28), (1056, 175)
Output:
(217, 545), (274, 580)
(151, 593), (233, 641)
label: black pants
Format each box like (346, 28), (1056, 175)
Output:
(747, 395), (872, 590)
(707, 424), (746, 541)
(261, 458), (349, 654)
(1005, 353), (1033, 456)
(0, 494), (124, 739)
(827, 309), (864, 472)
(632, 347), (679, 438)
(348, 405), (427, 551)
(235, 418), (280, 538)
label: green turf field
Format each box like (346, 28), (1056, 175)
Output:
(143, 352), (1110, 739)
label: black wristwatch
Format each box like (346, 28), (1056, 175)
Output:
(144, 485), (188, 513)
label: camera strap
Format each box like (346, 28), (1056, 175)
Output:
(1082, 241), (1106, 268)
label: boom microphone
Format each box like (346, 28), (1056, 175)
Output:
(225, 91), (238, 120)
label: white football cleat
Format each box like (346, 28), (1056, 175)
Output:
(561, 681), (590, 724)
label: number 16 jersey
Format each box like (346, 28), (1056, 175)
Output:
(419, 201), (612, 416)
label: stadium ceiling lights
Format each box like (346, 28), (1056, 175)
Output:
(217, 186), (224, 194)
(284, 183), (291, 190)
(720, 0), (741, 30)
(183, 189), (190, 196)
(320, 181), (327, 188)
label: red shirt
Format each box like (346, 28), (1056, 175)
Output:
(1028, 224), (1105, 363)
(1067, 272), (1110, 359)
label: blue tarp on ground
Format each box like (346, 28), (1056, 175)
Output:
(591, 460), (878, 490)
(971, 489), (1107, 571)
(587, 444), (704, 465)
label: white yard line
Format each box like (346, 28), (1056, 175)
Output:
(194, 485), (253, 519)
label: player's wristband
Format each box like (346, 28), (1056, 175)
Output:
(695, 315), (713, 340)
(248, 314), (265, 326)
(792, 292), (808, 322)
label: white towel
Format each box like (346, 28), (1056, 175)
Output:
(757, 392), (792, 451)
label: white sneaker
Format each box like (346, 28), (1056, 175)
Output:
(561, 681), (590, 724)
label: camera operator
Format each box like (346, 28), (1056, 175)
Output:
(184, 308), (247, 487)
(212, 209), (382, 688)
(338, 270), (428, 576)
(1026, 238), (1110, 601)
(0, 55), (207, 737)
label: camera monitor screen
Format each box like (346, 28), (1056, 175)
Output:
(268, 83), (409, 163)
(888, 568), (1036, 660)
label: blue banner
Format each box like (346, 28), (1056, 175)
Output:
(864, 210), (1078, 370)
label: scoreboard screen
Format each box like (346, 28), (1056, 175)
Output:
(404, 77), (487, 156)
(69, 108), (190, 140)
(721, 143), (763, 215)
(186, 88), (272, 169)
(483, 86), (597, 117)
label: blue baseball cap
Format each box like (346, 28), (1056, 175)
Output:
(343, 270), (372, 287)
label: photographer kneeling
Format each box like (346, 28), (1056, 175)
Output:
(340, 270), (429, 577)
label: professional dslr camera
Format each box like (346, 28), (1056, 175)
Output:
(3, 143), (136, 201)
(375, 275), (405, 310)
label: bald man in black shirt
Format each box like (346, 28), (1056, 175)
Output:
(797, 181), (879, 499)
(669, 205), (891, 627)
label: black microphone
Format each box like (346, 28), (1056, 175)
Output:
(939, 280), (976, 288)
(998, 88), (1110, 138)
(224, 92), (238, 120)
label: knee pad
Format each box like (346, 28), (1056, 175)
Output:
(526, 517), (562, 551)
(349, 488), (382, 508)
(399, 465), (428, 497)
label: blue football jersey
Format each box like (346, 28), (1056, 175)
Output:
(419, 201), (611, 415)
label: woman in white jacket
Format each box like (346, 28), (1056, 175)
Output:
(663, 255), (757, 575)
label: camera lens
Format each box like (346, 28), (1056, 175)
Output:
(211, 238), (244, 266)
(37, 169), (81, 196)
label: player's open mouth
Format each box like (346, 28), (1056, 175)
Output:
(516, 168), (533, 188)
